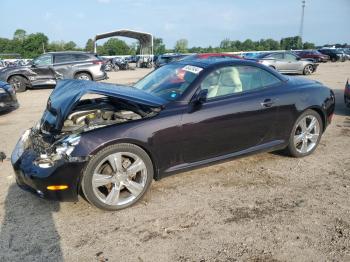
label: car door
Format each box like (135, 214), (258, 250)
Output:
(181, 65), (282, 164)
(30, 54), (56, 86)
(52, 54), (75, 79)
(267, 53), (285, 71)
(283, 53), (302, 72)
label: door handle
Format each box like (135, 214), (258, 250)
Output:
(261, 98), (275, 108)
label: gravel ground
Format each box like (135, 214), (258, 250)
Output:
(0, 63), (349, 262)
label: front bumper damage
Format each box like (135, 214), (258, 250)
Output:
(11, 129), (88, 201)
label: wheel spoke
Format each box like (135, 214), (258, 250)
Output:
(126, 157), (145, 176)
(294, 134), (303, 146)
(307, 117), (317, 132)
(124, 179), (143, 196)
(107, 153), (123, 172)
(105, 185), (121, 205)
(300, 140), (308, 153)
(299, 118), (307, 132)
(309, 133), (319, 143)
(92, 173), (113, 188)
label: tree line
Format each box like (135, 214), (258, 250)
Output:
(0, 29), (348, 58)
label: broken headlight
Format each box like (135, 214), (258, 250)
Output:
(55, 134), (81, 156)
(35, 134), (81, 168)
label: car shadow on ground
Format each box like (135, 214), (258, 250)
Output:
(0, 184), (62, 261)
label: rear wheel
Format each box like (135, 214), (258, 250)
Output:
(303, 64), (314, 75)
(81, 143), (153, 211)
(8, 75), (27, 92)
(285, 110), (323, 157)
(74, 72), (92, 81)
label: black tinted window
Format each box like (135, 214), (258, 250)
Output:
(73, 54), (90, 61)
(54, 54), (74, 63)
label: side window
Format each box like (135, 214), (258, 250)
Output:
(33, 54), (52, 66)
(269, 53), (283, 60)
(73, 54), (90, 61)
(54, 54), (74, 64)
(284, 53), (297, 61)
(201, 66), (281, 99)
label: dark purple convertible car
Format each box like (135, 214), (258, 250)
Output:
(11, 58), (335, 210)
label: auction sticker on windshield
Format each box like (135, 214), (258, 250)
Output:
(182, 65), (203, 74)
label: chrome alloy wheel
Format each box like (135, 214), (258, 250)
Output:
(78, 75), (91, 80)
(92, 152), (148, 207)
(293, 115), (320, 154)
(304, 65), (314, 75)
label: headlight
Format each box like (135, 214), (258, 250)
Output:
(35, 134), (81, 168)
(0, 88), (6, 94)
(55, 134), (81, 156)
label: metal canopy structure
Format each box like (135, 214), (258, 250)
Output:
(93, 29), (153, 56)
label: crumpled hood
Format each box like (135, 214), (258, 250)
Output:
(40, 79), (167, 134)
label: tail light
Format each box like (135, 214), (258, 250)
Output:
(92, 60), (103, 65)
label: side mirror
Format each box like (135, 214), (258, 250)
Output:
(194, 89), (208, 104)
(296, 57), (301, 60)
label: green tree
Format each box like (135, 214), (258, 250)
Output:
(85, 39), (94, 52)
(64, 41), (77, 50)
(174, 39), (188, 53)
(280, 36), (302, 50)
(302, 42), (315, 49)
(13, 29), (26, 42)
(220, 38), (231, 51)
(22, 32), (49, 58)
(153, 37), (166, 55)
(101, 38), (131, 55)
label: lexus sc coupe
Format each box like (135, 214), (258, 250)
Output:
(12, 59), (335, 210)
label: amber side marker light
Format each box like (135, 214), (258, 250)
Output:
(47, 185), (69, 191)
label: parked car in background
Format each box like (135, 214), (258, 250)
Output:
(0, 51), (107, 92)
(253, 52), (318, 75)
(154, 54), (189, 68)
(182, 53), (241, 60)
(0, 81), (18, 112)
(294, 50), (330, 63)
(11, 59), (335, 210)
(318, 49), (346, 62)
(345, 79), (350, 108)
(0, 60), (5, 70)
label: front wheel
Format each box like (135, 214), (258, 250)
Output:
(303, 64), (314, 75)
(285, 110), (323, 158)
(81, 143), (153, 211)
(8, 75), (28, 92)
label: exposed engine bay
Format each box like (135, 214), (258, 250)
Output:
(60, 96), (160, 134)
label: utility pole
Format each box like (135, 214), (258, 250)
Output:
(299, 0), (306, 41)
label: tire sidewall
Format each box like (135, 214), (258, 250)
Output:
(303, 65), (313, 75)
(9, 76), (27, 92)
(75, 73), (92, 81)
(287, 110), (323, 158)
(81, 143), (153, 211)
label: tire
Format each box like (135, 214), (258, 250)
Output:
(8, 75), (27, 92)
(74, 72), (92, 81)
(303, 64), (314, 75)
(81, 143), (153, 211)
(285, 109), (323, 158)
(331, 57), (337, 62)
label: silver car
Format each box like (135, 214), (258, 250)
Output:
(255, 52), (318, 75)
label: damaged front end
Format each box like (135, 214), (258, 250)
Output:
(11, 79), (165, 201)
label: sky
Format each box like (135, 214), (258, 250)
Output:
(0, 0), (349, 48)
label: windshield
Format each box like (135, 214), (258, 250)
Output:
(134, 63), (202, 101)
